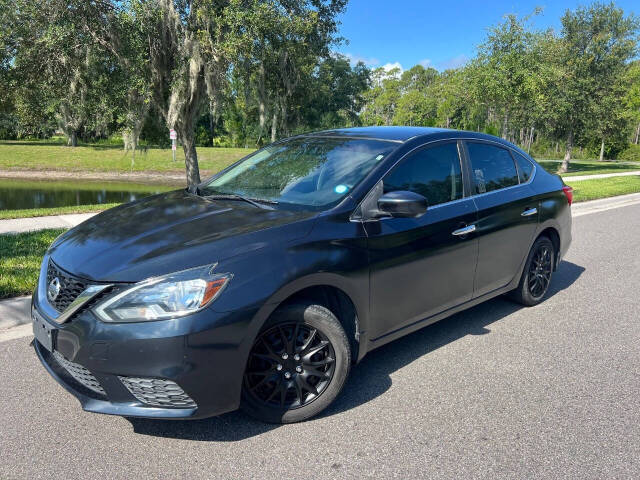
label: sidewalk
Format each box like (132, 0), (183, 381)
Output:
(564, 170), (640, 182)
(0, 296), (31, 330)
(0, 212), (98, 235)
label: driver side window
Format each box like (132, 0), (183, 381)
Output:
(383, 142), (463, 207)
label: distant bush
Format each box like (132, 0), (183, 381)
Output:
(195, 125), (211, 147)
(619, 144), (640, 162)
(0, 113), (18, 140)
(213, 135), (235, 148)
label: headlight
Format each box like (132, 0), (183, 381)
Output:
(93, 264), (231, 323)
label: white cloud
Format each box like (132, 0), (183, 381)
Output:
(436, 54), (470, 71)
(419, 58), (432, 68)
(381, 62), (404, 75)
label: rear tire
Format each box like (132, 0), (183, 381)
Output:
(241, 303), (351, 424)
(510, 236), (555, 306)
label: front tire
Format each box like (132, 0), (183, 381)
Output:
(510, 236), (555, 306)
(241, 303), (351, 424)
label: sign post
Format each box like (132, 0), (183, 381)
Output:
(169, 129), (177, 162)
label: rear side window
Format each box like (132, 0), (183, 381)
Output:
(514, 152), (534, 182)
(466, 142), (519, 194)
(383, 142), (463, 206)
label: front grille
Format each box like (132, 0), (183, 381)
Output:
(119, 377), (197, 409)
(52, 351), (106, 395)
(46, 261), (90, 312)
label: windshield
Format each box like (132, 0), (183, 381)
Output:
(201, 137), (397, 208)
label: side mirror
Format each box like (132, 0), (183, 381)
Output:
(377, 191), (428, 218)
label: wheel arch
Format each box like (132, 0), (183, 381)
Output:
(249, 274), (368, 364)
(537, 226), (561, 270)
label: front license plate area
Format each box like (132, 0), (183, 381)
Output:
(32, 309), (56, 352)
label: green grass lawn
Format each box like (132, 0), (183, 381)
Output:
(0, 228), (66, 299)
(568, 175), (640, 202)
(0, 204), (119, 220)
(0, 140), (252, 175)
(1, 140), (638, 178)
(537, 159), (640, 176)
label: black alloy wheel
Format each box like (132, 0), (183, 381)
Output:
(241, 304), (351, 423)
(244, 322), (336, 408)
(528, 242), (553, 299)
(510, 235), (555, 306)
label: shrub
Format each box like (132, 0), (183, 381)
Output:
(618, 144), (640, 162)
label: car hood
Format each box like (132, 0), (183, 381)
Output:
(48, 190), (318, 282)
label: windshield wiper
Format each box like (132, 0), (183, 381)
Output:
(204, 193), (277, 210)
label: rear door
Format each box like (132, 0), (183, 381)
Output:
(463, 141), (538, 298)
(365, 141), (479, 340)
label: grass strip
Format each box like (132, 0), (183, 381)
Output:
(568, 175), (640, 202)
(0, 228), (66, 299)
(0, 204), (120, 220)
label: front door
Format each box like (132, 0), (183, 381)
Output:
(365, 141), (479, 340)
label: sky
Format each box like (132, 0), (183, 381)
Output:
(335, 0), (639, 72)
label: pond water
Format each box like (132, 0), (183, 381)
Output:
(0, 178), (174, 210)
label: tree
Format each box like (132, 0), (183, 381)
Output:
(473, 10), (547, 145)
(555, 2), (638, 172)
(12, 0), (118, 146)
(129, 0), (346, 186)
(394, 65), (438, 126)
(361, 67), (402, 126)
(0, 1), (18, 138)
(626, 61), (640, 145)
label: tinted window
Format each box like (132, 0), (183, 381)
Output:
(467, 143), (518, 194)
(514, 152), (534, 182)
(383, 143), (463, 206)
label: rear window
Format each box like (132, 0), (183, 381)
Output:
(514, 152), (534, 182)
(467, 142), (519, 194)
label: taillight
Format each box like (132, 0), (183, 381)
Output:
(562, 185), (573, 206)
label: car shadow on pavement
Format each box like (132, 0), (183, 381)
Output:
(127, 260), (584, 442)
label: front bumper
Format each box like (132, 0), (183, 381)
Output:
(32, 285), (259, 420)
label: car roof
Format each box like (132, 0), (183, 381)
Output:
(303, 126), (507, 145)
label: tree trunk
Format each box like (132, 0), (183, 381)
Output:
(281, 101), (288, 137)
(257, 64), (266, 146)
(599, 140), (605, 161)
(181, 134), (201, 186)
(70, 131), (78, 147)
(560, 131), (573, 173)
(527, 126), (534, 154)
(634, 122), (640, 145)
(123, 131), (131, 152)
(501, 113), (509, 140)
(270, 109), (278, 143)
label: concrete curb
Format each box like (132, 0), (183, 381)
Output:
(0, 296), (31, 330)
(572, 192), (640, 217)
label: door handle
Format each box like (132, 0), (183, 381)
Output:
(521, 207), (538, 217)
(452, 224), (476, 236)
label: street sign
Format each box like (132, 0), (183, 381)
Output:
(169, 129), (177, 140)
(172, 142), (177, 151)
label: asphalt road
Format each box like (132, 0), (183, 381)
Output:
(1, 204), (639, 479)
